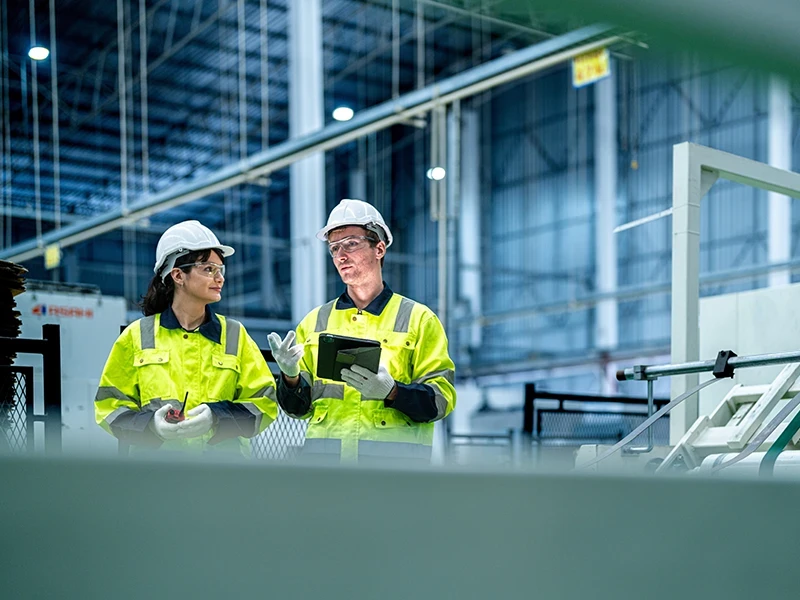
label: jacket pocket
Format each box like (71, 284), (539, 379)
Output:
(378, 333), (417, 384)
(306, 403), (330, 436)
(133, 350), (173, 401)
(208, 354), (240, 400)
(373, 407), (412, 429)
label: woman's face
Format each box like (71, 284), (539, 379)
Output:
(175, 250), (225, 304)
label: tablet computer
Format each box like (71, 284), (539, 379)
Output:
(316, 333), (382, 382)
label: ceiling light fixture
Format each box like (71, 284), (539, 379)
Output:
(426, 167), (446, 181)
(28, 46), (50, 60)
(332, 106), (354, 122)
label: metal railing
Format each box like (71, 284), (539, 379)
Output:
(521, 383), (670, 458)
(0, 324), (62, 454)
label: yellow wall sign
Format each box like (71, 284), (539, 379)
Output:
(44, 244), (62, 270)
(571, 48), (611, 88)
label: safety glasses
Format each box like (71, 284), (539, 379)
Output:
(328, 235), (374, 258)
(186, 262), (226, 278)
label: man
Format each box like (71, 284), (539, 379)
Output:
(268, 199), (456, 463)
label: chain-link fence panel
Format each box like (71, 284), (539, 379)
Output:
(536, 409), (670, 446)
(0, 368), (30, 454)
(250, 411), (308, 460)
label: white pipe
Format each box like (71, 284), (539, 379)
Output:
(49, 0), (61, 230)
(699, 451), (800, 477)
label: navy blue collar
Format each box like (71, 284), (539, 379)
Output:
(160, 305), (222, 344)
(335, 283), (394, 316)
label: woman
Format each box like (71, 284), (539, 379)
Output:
(95, 220), (277, 455)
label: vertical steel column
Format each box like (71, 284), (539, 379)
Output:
(41, 324), (62, 454)
(768, 75), (792, 287)
(594, 63), (618, 394)
(288, 0), (326, 321)
(522, 383), (535, 461)
(458, 108), (482, 355)
(670, 143), (717, 443)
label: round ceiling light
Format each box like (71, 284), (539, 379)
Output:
(28, 46), (50, 60)
(332, 106), (354, 122)
(426, 167), (446, 181)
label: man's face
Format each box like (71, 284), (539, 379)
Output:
(327, 225), (385, 285)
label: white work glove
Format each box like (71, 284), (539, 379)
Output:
(267, 330), (304, 378)
(341, 364), (396, 400)
(150, 404), (186, 440)
(150, 403), (215, 441)
(179, 404), (215, 438)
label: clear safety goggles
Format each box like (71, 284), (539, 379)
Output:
(327, 235), (375, 258)
(186, 262), (226, 278)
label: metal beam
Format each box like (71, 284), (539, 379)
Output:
(768, 75), (792, 287)
(0, 24), (619, 263)
(594, 63), (618, 394)
(670, 142), (800, 442)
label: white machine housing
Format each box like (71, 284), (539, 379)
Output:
(13, 284), (127, 454)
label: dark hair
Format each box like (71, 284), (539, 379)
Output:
(139, 248), (225, 316)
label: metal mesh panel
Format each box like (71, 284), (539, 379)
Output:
(250, 412), (308, 460)
(0, 371), (28, 453)
(537, 409), (669, 446)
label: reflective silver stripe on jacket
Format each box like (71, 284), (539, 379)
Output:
(413, 369), (455, 386)
(95, 386), (140, 407)
(238, 402), (264, 436)
(144, 398), (178, 410)
(102, 397), (176, 426)
(393, 298), (415, 333)
(104, 406), (136, 427)
(225, 318), (241, 355)
(412, 370), (455, 420)
(311, 381), (345, 401)
(314, 300), (336, 332)
(140, 315), (156, 350)
(357, 440), (432, 460)
(252, 385), (278, 402)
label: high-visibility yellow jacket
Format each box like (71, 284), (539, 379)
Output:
(277, 286), (456, 463)
(95, 306), (277, 454)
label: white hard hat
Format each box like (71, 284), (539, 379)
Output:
(153, 220), (235, 280)
(316, 199), (393, 248)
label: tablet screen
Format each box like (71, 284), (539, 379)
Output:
(316, 333), (382, 382)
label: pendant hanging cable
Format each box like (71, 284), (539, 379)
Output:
(29, 0), (43, 244)
(0, 0), (8, 247)
(416, 0), (424, 89)
(117, 0), (133, 301)
(139, 0), (149, 194)
(238, 0), (247, 161)
(260, 0), (269, 151)
(236, 0), (247, 309)
(117, 0), (128, 215)
(125, 0), (136, 301)
(220, 17), (236, 304)
(392, 0), (399, 98)
(48, 0), (60, 231)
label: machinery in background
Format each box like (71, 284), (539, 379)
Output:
(13, 281), (126, 454)
(577, 350), (800, 477)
